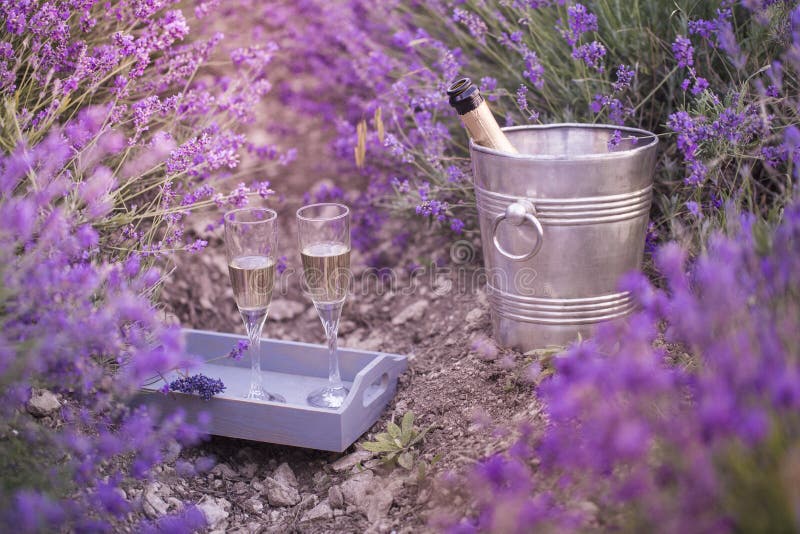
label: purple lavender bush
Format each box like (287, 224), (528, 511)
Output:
(1, 0), (290, 260)
(440, 200), (800, 532)
(267, 0), (797, 254)
(0, 131), (209, 531)
(0, 0), (288, 529)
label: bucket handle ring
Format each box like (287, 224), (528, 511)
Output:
(492, 199), (544, 262)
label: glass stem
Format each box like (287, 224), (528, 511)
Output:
(327, 320), (342, 386)
(315, 300), (344, 388)
(241, 309), (267, 398)
(250, 328), (264, 396)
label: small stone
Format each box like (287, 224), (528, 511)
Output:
(143, 482), (170, 519)
(264, 524), (289, 534)
(197, 497), (231, 531)
(298, 494), (318, 511)
(26, 389), (60, 417)
(240, 462), (258, 479)
(465, 307), (484, 324)
(270, 299), (306, 321)
(265, 477), (301, 507)
(391, 300), (429, 325)
(212, 479), (224, 490)
(330, 450), (372, 473)
(340, 470), (394, 522)
(211, 462), (238, 480)
(328, 486), (344, 509)
(243, 496), (265, 515)
(233, 481), (249, 495)
(301, 501), (333, 522)
(251, 480), (265, 493)
(272, 462), (298, 488)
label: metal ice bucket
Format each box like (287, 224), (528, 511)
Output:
(471, 124), (658, 351)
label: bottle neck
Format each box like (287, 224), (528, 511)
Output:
(447, 78), (484, 115)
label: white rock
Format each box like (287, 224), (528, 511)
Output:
(328, 486), (345, 509)
(330, 450), (373, 473)
(391, 300), (429, 325)
(298, 494), (318, 511)
(272, 462), (298, 488)
(243, 496), (265, 515)
(197, 497), (231, 531)
(240, 462), (258, 479)
(465, 307), (484, 323)
(142, 482), (170, 519)
(270, 299), (306, 321)
(340, 470), (394, 522)
(27, 389), (60, 417)
(301, 501), (333, 522)
(211, 462), (238, 479)
(265, 477), (300, 507)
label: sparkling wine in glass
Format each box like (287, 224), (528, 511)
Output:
(224, 207), (285, 402)
(297, 203), (352, 409)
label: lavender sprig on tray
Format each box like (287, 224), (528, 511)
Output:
(168, 375), (226, 401)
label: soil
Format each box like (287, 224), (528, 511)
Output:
(150, 200), (542, 533)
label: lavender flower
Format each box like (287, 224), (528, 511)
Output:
(168, 374), (226, 401)
(612, 64), (635, 92)
(672, 35), (695, 68)
(453, 8), (488, 44)
(228, 340), (249, 360)
(559, 3), (599, 47)
(471, 335), (499, 361)
(572, 41), (606, 72)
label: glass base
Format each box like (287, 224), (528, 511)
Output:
(307, 385), (349, 409)
(246, 387), (285, 403)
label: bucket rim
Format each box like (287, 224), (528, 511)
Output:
(470, 123), (658, 161)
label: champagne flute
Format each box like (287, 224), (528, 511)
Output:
(297, 203), (351, 409)
(224, 207), (285, 402)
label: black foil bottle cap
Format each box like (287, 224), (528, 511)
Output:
(447, 77), (484, 115)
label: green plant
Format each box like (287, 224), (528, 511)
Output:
(361, 412), (435, 470)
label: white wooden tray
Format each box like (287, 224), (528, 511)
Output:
(137, 329), (407, 452)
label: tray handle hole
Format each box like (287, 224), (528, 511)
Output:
(362, 373), (389, 407)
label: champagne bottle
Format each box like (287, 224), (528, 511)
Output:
(447, 77), (518, 154)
